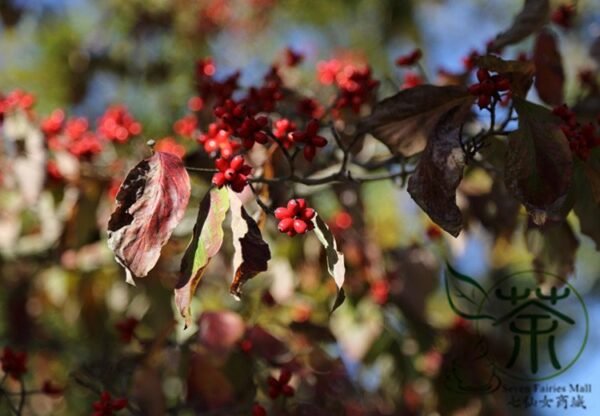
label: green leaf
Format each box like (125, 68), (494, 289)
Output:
(228, 190), (271, 299)
(175, 187), (229, 327)
(444, 263), (495, 321)
(504, 98), (573, 222)
(312, 214), (346, 312)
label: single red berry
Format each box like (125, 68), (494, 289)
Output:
(293, 219), (308, 234)
(253, 403), (267, 416)
(274, 207), (290, 220)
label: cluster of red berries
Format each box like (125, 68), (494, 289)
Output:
(395, 48), (422, 67)
(1, 347), (27, 380)
(173, 114), (198, 138)
(462, 49), (480, 71)
(468, 68), (511, 108)
(42, 111), (104, 159)
(290, 119), (327, 161)
(552, 4), (576, 29)
(214, 99), (270, 149)
(553, 104), (600, 160)
(401, 72), (424, 89)
(155, 137), (186, 158)
(212, 155), (252, 192)
(245, 66), (284, 114)
(275, 198), (315, 236)
(0, 89), (36, 122)
(92, 391), (128, 416)
(196, 58), (240, 104)
(197, 122), (240, 158)
(334, 66), (380, 113)
(272, 118), (297, 149)
(97, 105), (142, 143)
(267, 369), (295, 399)
(297, 97), (324, 119)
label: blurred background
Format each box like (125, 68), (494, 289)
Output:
(1, 0), (600, 415)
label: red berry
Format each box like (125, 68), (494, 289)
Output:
(278, 217), (294, 232)
(212, 172), (226, 187)
(274, 207), (290, 220)
(287, 199), (299, 215)
(224, 168), (236, 180)
(476, 68), (489, 82)
(253, 403), (267, 416)
(301, 208), (315, 220)
(293, 219), (308, 234)
(304, 145), (316, 161)
(230, 155), (244, 170)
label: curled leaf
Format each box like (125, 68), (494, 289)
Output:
(107, 151), (191, 284)
(488, 0), (550, 51)
(312, 214), (346, 312)
(228, 190), (271, 299)
(407, 100), (474, 237)
(359, 85), (473, 156)
(504, 98), (573, 218)
(175, 187), (229, 326)
(533, 29), (565, 106)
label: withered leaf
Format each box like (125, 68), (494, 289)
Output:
(488, 0), (550, 51)
(359, 85), (474, 156)
(504, 98), (572, 219)
(475, 55), (535, 97)
(573, 154), (600, 250)
(407, 100), (473, 237)
(312, 214), (346, 312)
(107, 151), (191, 284)
(228, 190), (271, 299)
(533, 29), (565, 106)
(175, 187), (229, 326)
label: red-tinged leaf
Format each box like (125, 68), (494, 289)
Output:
(407, 100), (473, 237)
(197, 311), (245, 352)
(504, 98), (573, 221)
(533, 29), (565, 106)
(525, 219), (579, 282)
(228, 190), (271, 299)
(359, 85), (474, 156)
(475, 55), (535, 97)
(488, 0), (550, 51)
(573, 155), (600, 250)
(312, 214), (346, 312)
(107, 151), (190, 284)
(175, 187), (229, 326)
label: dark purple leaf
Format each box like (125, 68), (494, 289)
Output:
(504, 98), (573, 222)
(533, 29), (565, 106)
(359, 85), (474, 156)
(407, 100), (474, 237)
(488, 0), (550, 51)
